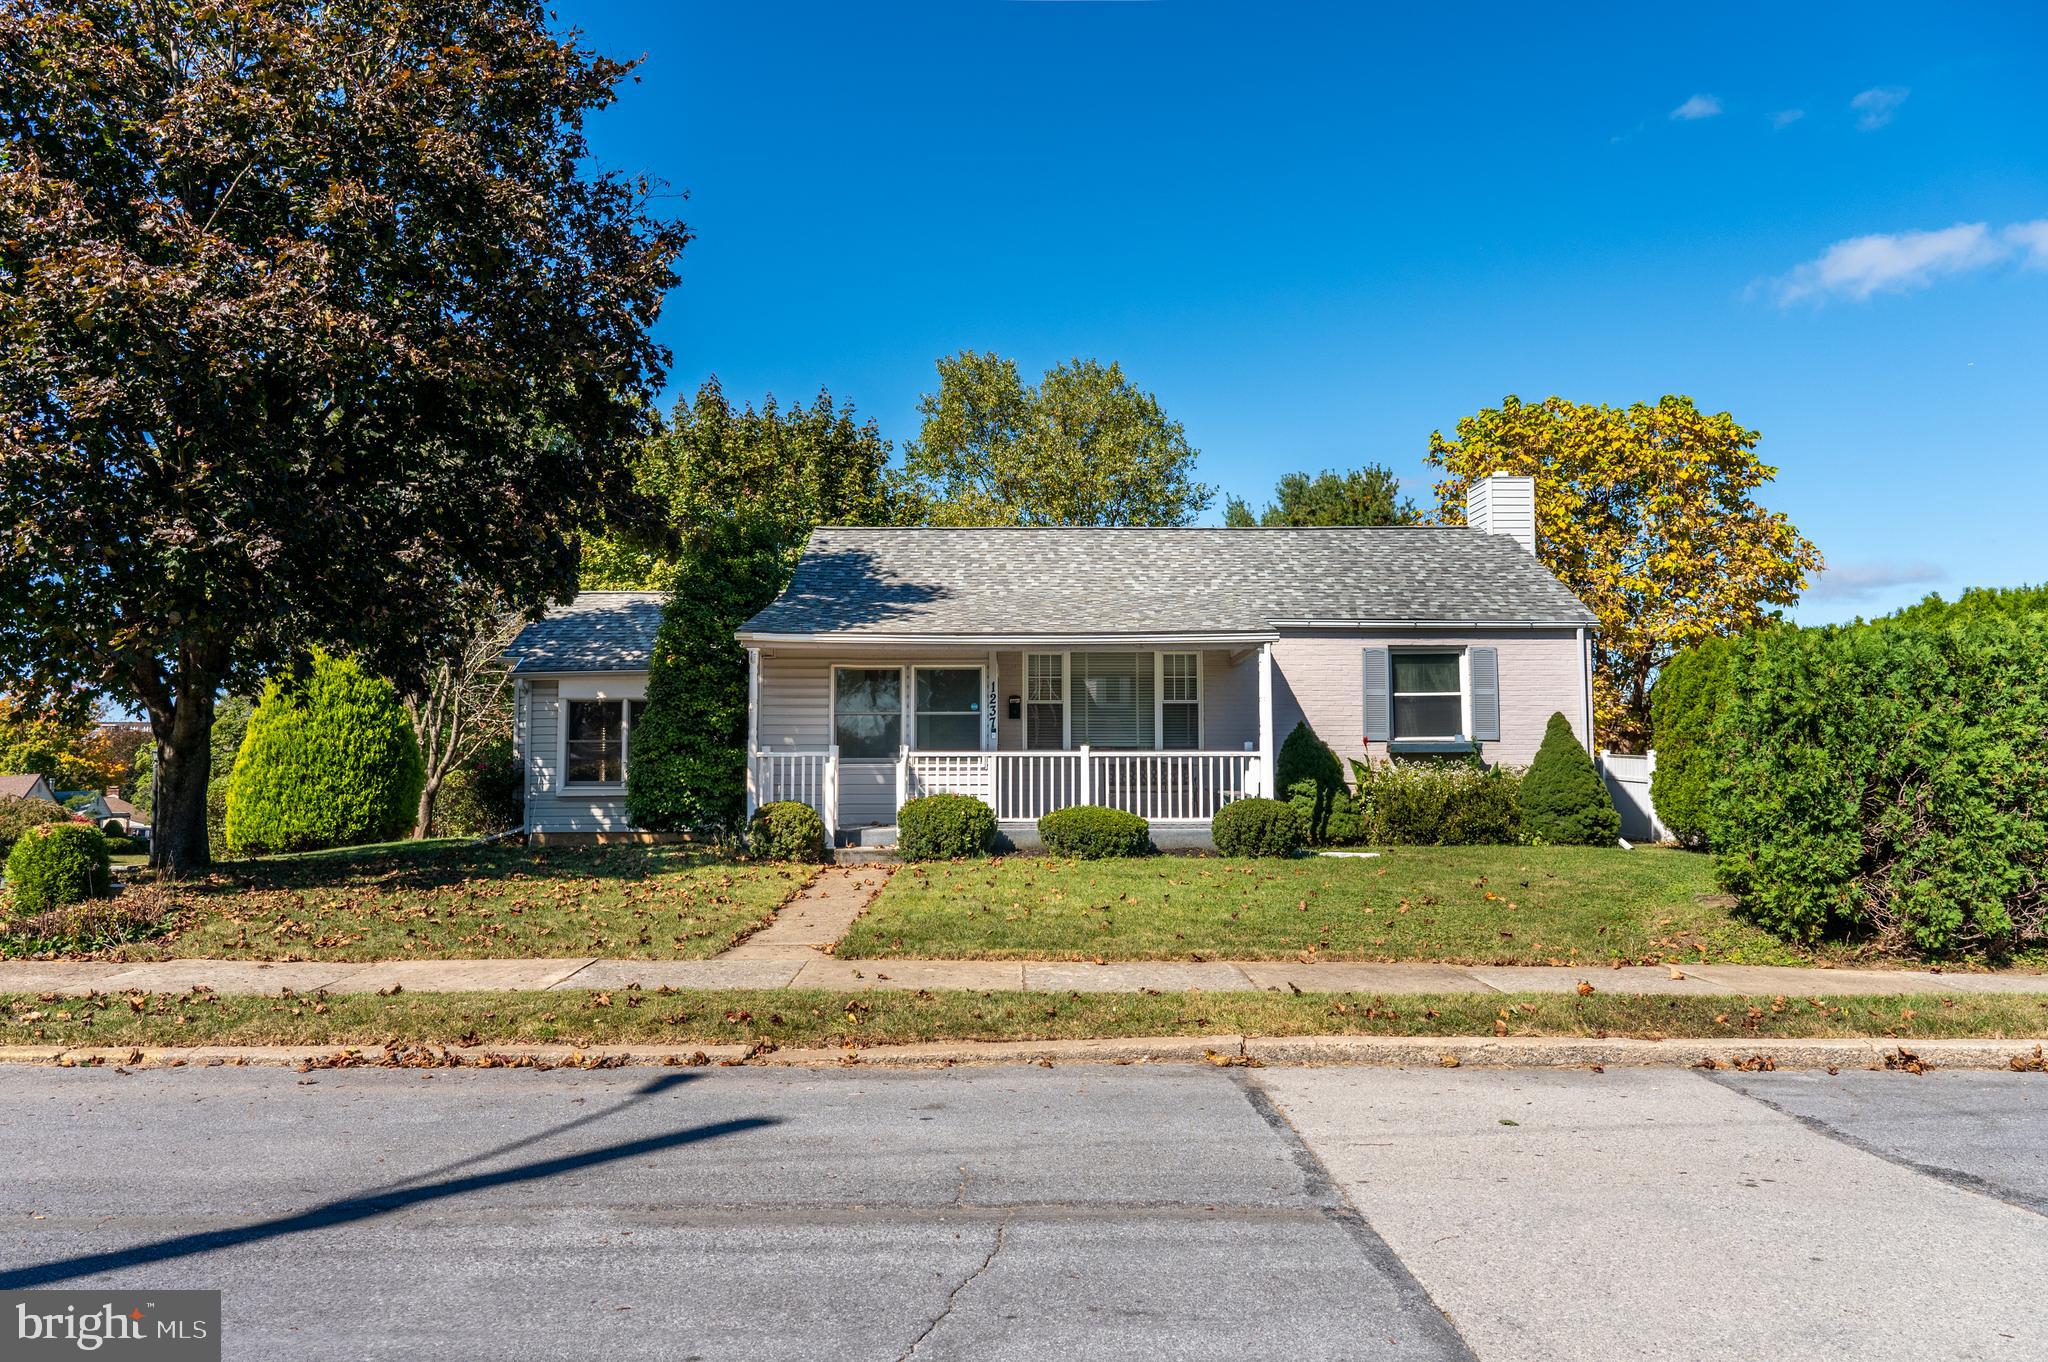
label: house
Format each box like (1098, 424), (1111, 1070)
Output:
(55, 790), (113, 822)
(0, 773), (58, 805)
(505, 474), (1598, 847)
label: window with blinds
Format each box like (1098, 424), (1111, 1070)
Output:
(1160, 652), (1200, 749)
(1026, 654), (1065, 750)
(1071, 652), (1153, 749)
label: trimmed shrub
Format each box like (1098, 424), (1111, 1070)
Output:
(628, 516), (790, 833)
(4, 822), (111, 912)
(0, 794), (57, 859)
(429, 737), (525, 838)
(1275, 720), (1345, 794)
(897, 794), (996, 861)
(99, 833), (148, 857)
(1038, 805), (1150, 859)
(1519, 712), (1621, 846)
(1211, 797), (1305, 857)
(1274, 722), (1358, 845)
(224, 654), (426, 856)
(1648, 634), (1736, 848)
(750, 800), (829, 863)
(1711, 615), (2048, 957)
(1351, 757), (1523, 845)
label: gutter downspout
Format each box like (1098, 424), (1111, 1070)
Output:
(1576, 627), (1595, 753)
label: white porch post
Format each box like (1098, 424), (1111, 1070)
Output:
(824, 744), (840, 844)
(895, 746), (909, 818)
(744, 648), (761, 821)
(1256, 642), (1274, 797)
(1078, 744), (1092, 806)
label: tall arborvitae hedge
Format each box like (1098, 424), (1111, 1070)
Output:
(1647, 634), (1737, 848)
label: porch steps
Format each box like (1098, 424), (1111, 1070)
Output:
(834, 847), (902, 866)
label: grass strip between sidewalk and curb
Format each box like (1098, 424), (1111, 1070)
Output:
(5, 987), (2048, 1051)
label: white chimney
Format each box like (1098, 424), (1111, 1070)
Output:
(1466, 473), (1536, 554)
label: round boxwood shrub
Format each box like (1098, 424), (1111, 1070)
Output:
(0, 794), (57, 860)
(224, 653), (426, 856)
(750, 800), (829, 863)
(4, 822), (111, 912)
(1519, 712), (1621, 846)
(897, 794), (996, 861)
(1211, 797), (1305, 857)
(1037, 805), (1150, 859)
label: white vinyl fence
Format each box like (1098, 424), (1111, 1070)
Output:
(1596, 750), (1671, 843)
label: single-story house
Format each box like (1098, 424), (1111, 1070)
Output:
(0, 773), (57, 804)
(505, 474), (1598, 847)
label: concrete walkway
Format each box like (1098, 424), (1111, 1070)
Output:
(718, 865), (890, 960)
(1, 956), (2041, 997)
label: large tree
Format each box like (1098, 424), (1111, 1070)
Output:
(1427, 394), (1822, 749)
(0, 0), (685, 872)
(582, 378), (898, 589)
(900, 352), (1214, 526)
(1225, 465), (1421, 527)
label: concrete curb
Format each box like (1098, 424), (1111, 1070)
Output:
(4, 1035), (2043, 1072)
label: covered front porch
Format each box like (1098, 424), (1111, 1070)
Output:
(741, 636), (1278, 845)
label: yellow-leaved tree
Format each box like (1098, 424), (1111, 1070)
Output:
(1427, 395), (1822, 750)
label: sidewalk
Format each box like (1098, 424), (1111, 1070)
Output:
(1, 956), (2040, 997)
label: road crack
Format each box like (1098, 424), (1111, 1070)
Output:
(899, 1216), (1007, 1359)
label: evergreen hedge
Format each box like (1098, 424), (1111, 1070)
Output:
(223, 654), (425, 855)
(4, 821), (110, 912)
(627, 517), (789, 833)
(1351, 757), (1523, 845)
(1037, 805), (1150, 858)
(1710, 615), (2048, 957)
(897, 794), (996, 861)
(749, 800), (829, 863)
(1518, 713), (1620, 846)
(1211, 797), (1305, 857)
(1648, 635), (1736, 848)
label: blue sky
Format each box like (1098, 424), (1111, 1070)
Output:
(561, 1), (2048, 623)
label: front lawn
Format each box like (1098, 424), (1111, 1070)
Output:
(6, 987), (2046, 1049)
(838, 847), (1807, 966)
(94, 840), (812, 962)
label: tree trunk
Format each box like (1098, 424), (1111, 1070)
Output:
(413, 770), (443, 841)
(148, 688), (216, 877)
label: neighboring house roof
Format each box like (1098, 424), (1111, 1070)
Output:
(103, 794), (139, 818)
(503, 592), (666, 674)
(739, 526), (1597, 640)
(0, 774), (56, 802)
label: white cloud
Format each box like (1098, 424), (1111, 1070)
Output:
(1850, 86), (1909, 130)
(1670, 93), (1722, 121)
(1771, 220), (2048, 304)
(1770, 108), (1805, 129)
(1804, 561), (1945, 604)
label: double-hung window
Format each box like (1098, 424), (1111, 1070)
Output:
(564, 699), (646, 786)
(1025, 654), (1066, 750)
(1390, 652), (1463, 741)
(1159, 652), (1200, 749)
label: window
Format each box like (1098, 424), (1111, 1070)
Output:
(564, 699), (646, 786)
(1071, 652), (1154, 749)
(834, 668), (901, 759)
(1160, 652), (1200, 749)
(914, 667), (982, 750)
(1391, 652), (1462, 740)
(1026, 654), (1065, 750)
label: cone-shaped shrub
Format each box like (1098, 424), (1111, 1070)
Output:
(224, 653), (424, 855)
(1518, 712), (1620, 846)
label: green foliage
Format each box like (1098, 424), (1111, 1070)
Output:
(583, 378), (902, 589)
(897, 794), (997, 861)
(428, 737), (524, 838)
(1885, 583), (2048, 627)
(1037, 806), (1151, 859)
(900, 352), (1214, 527)
(1350, 758), (1524, 845)
(1648, 635), (1737, 848)
(627, 517), (790, 833)
(1224, 466), (1421, 527)
(0, 0), (684, 873)
(1519, 713), (1621, 846)
(1710, 615), (2048, 957)
(1274, 722), (1359, 845)
(224, 655), (426, 856)
(749, 801), (829, 863)
(1210, 797), (1306, 857)
(1275, 721), (1344, 794)
(0, 795), (59, 859)
(100, 831), (148, 856)
(4, 821), (110, 912)
(0, 888), (168, 956)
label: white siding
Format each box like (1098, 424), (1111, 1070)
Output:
(1271, 628), (1586, 770)
(520, 677), (640, 833)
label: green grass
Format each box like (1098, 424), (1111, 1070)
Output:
(93, 841), (814, 962)
(840, 847), (1813, 966)
(4, 988), (2045, 1049)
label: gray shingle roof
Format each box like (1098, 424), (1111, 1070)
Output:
(505, 592), (665, 673)
(740, 527), (1596, 638)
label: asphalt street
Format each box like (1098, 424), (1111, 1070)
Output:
(1, 1063), (2042, 1361)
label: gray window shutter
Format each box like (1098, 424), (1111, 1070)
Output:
(1470, 646), (1500, 742)
(1362, 647), (1390, 742)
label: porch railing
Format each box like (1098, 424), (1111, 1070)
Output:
(747, 746), (838, 841)
(901, 748), (1261, 824)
